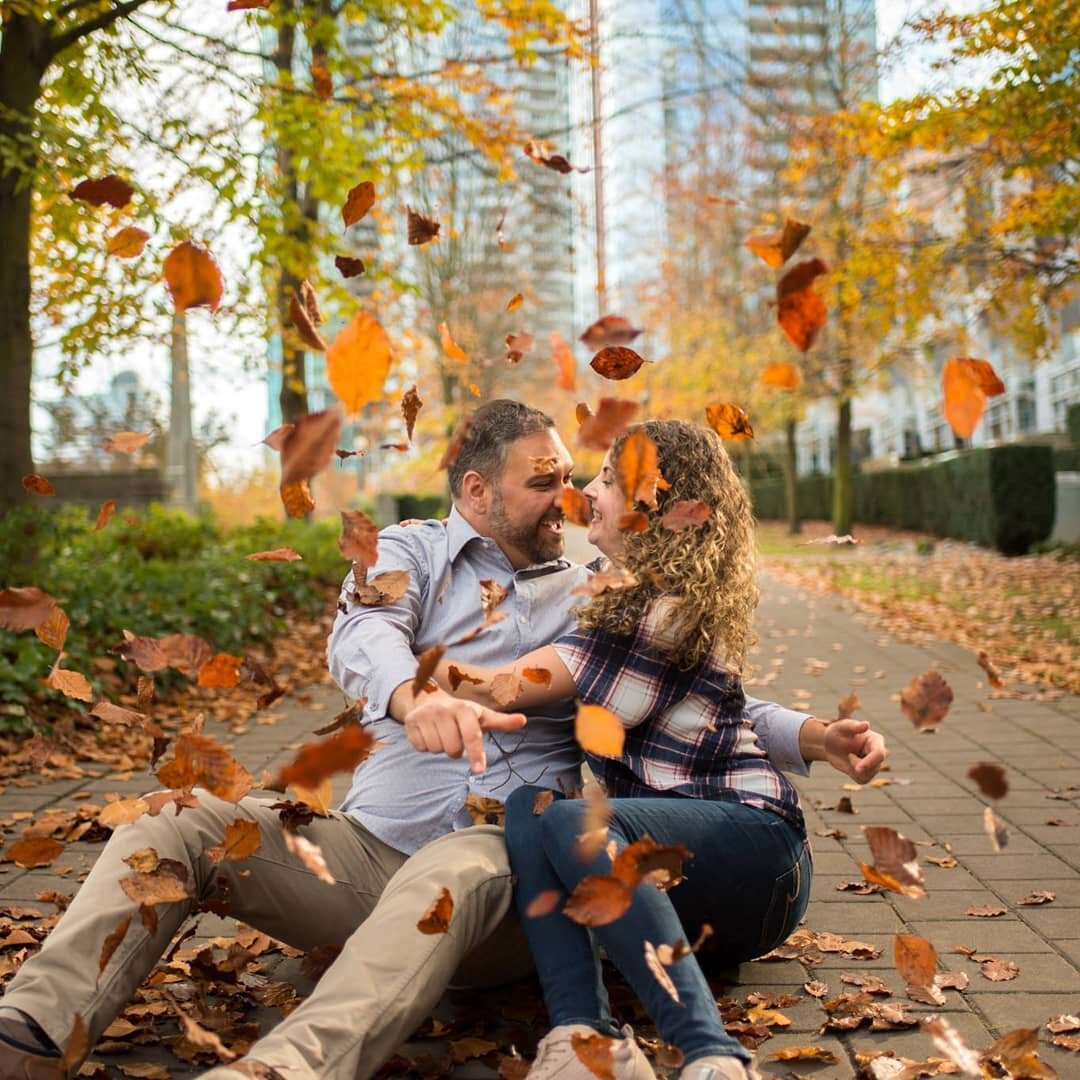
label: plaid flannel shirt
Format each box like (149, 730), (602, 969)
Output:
(553, 612), (805, 832)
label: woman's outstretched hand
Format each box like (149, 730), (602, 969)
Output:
(822, 718), (889, 783)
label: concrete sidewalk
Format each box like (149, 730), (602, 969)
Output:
(1, 570), (1077, 1077)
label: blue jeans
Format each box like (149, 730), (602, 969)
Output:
(504, 786), (811, 1064)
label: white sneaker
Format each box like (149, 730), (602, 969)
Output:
(527, 1024), (657, 1080)
(680, 1056), (761, 1080)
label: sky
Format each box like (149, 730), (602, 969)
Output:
(31, 0), (962, 486)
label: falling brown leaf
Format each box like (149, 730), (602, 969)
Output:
(643, 941), (681, 1003)
(505, 331), (534, 364)
(943, 357), (1005, 439)
(342, 181), (375, 227)
(326, 311), (394, 416)
(705, 403), (754, 440)
(289, 290), (327, 352)
(22, 474), (55, 496)
(983, 805), (1009, 852)
(4, 835), (65, 869)
(156, 733), (254, 801)
(612, 837), (690, 891)
(207, 818), (262, 863)
(0, 586), (58, 632)
(339, 509), (379, 571)
(417, 886), (453, 933)
(552, 331), (576, 390)
(861, 826), (926, 898)
(61, 1014), (89, 1076)
(976, 649), (1004, 688)
(163, 240), (223, 313)
(577, 398), (640, 450)
(480, 579), (510, 619)
(590, 347), (646, 381)
(98, 914), (132, 977)
(274, 725), (376, 791)
(71, 175), (133, 208)
(401, 385), (423, 441)
(407, 206), (440, 245)
(900, 671), (954, 730)
(572, 567), (638, 598)
(921, 1018), (982, 1075)
(245, 547), (303, 562)
(777, 257), (827, 352)
(95, 499), (117, 531)
(575, 704), (625, 758)
(745, 218), (811, 268)
(895, 934), (943, 1004)
(351, 569), (411, 607)
(44, 662), (93, 702)
(262, 424), (294, 451)
(506, 292), (524, 311)
(836, 690), (861, 719)
(762, 361), (801, 390)
(579, 315), (642, 349)
(106, 226), (150, 258)
(283, 831), (335, 884)
(411, 644), (446, 696)
(119, 858), (193, 905)
(99, 797), (151, 829)
(563, 875), (632, 927)
(523, 139), (584, 174)
(560, 487), (592, 526)
(521, 667), (551, 687)
(617, 511), (649, 532)
(280, 408), (343, 485)
(227, 0), (272, 9)
(968, 762), (1008, 800)
(280, 479), (315, 518)
(34, 606), (70, 651)
(660, 500), (710, 531)
(490, 672), (522, 706)
(525, 889), (562, 918)
(335, 254), (365, 278)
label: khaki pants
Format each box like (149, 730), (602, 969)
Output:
(4, 792), (533, 1079)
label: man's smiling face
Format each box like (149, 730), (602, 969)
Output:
(487, 429), (575, 568)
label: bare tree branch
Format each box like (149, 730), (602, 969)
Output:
(47, 0), (161, 60)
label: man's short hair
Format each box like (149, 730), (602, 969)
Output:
(447, 399), (556, 497)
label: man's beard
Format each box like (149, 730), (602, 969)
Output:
(490, 489), (564, 565)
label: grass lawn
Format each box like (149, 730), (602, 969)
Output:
(755, 520), (1079, 695)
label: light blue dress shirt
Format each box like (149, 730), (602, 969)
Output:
(328, 508), (810, 855)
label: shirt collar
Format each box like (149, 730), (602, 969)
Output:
(445, 505), (575, 576)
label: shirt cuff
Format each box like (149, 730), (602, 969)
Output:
(745, 696), (812, 776)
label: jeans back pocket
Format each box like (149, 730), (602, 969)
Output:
(757, 843), (812, 956)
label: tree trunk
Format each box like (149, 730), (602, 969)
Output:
(0, 16), (48, 513)
(165, 311), (198, 512)
(833, 397), (853, 534)
(784, 416), (801, 535)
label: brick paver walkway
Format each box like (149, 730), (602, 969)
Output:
(2, 566), (1077, 1077)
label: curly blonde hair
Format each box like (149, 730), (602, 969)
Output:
(576, 419), (758, 672)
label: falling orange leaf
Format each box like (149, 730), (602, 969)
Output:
(563, 876), (632, 928)
(280, 408), (343, 484)
(525, 889), (562, 918)
(705, 403), (754, 440)
(616, 429), (662, 509)
(762, 362), (801, 390)
(163, 241), (223, 313)
(579, 315), (641, 349)
(274, 725), (376, 790)
(571, 1033), (616, 1080)
(283, 831), (335, 884)
(777, 258), (827, 352)
(417, 887), (453, 933)
(575, 703), (625, 758)
(45, 664), (93, 702)
(245, 547), (303, 562)
(504, 331), (534, 364)
(0, 587), (58, 632)
(289, 290), (327, 352)
(551, 331), (576, 390)
(900, 671), (953, 729)
(943, 357), (1005, 439)
(506, 292), (524, 311)
(21, 474), (55, 496)
(577, 399), (640, 451)
(197, 653), (243, 689)
(102, 431), (151, 453)
(560, 488), (592, 526)
(34, 606), (69, 651)
(156, 733), (254, 802)
(95, 499), (117, 531)
(326, 311), (393, 415)
(106, 226), (150, 258)
(339, 509), (379, 571)
(438, 321), (468, 363)
(280, 479), (315, 518)
(342, 181), (375, 227)
(310, 62), (332, 100)
(660, 500), (710, 531)
(207, 818), (262, 863)
(745, 218), (811, 269)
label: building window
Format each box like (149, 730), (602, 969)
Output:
(1017, 378), (1037, 434)
(1050, 362), (1080, 431)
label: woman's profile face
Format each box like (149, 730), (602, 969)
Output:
(582, 452), (627, 561)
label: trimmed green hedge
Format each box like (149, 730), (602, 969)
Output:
(752, 445), (1056, 555)
(1067, 402), (1080, 445)
(0, 504), (347, 727)
(1055, 447), (1080, 473)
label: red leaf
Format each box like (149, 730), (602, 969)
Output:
(590, 347), (646, 381)
(22, 474), (55, 496)
(274, 725), (376, 791)
(71, 175), (133, 208)
(577, 399), (640, 451)
(280, 408), (343, 485)
(777, 258), (828, 352)
(342, 181), (375, 227)
(339, 509), (379, 571)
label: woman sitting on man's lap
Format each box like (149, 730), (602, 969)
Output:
(436, 419), (810, 1080)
